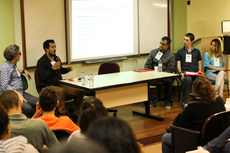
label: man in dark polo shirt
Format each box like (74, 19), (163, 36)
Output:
(145, 36), (175, 109)
(176, 33), (203, 109)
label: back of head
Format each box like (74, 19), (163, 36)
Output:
(4, 44), (19, 61)
(185, 33), (195, 42)
(39, 87), (57, 112)
(49, 138), (108, 153)
(43, 39), (55, 51)
(0, 90), (19, 112)
(0, 106), (9, 139)
(193, 77), (218, 105)
(161, 36), (171, 45)
(79, 97), (108, 134)
(86, 117), (140, 153)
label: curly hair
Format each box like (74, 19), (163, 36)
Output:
(4, 44), (19, 61)
(193, 77), (218, 105)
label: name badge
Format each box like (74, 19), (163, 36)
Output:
(214, 58), (220, 67)
(155, 52), (163, 61)
(186, 54), (192, 62)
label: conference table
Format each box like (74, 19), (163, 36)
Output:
(60, 70), (180, 121)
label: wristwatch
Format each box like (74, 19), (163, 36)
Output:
(22, 69), (25, 73)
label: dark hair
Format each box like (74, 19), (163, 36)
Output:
(162, 36), (171, 45)
(0, 90), (19, 112)
(185, 33), (195, 42)
(4, 44), (20, 61)
(39, 87), (57, 112)
(193, 77), (218, 105)
(43, 39), (55, 52)
(79, 97), (108, 134)
(87, 117), (140, 153)
(50, 139), (108, 153)
(0, 106), (9, 139)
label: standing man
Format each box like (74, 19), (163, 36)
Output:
(145, 36), (175, 109)
(37, 39), (84, 115)
(0, 44), (38, 117)
(176, 33), (202, 109)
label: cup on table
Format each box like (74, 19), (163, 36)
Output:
(154, 66), (158, 72)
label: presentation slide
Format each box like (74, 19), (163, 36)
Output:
(67, 0), (138, 62)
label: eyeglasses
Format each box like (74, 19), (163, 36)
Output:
(160, 42), (168, 46)
(18, 52), (21, 55)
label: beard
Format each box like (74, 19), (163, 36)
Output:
(49, 52), (55, 57)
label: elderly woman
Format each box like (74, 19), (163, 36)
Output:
(161, 77), (225, 153)
(0, 44), (38, 117)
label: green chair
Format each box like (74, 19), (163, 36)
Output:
(21, 74), (28, 91)
(209, 79), (229, 97)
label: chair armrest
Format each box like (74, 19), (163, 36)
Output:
(171, 125), (201, 153)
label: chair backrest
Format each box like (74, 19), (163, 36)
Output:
(201, 110), (230, 145)
(98, 62), (120, 75)
(21, 75), (28, 91)
(52, 129), (70, 144)
(34, 69), (40, 93)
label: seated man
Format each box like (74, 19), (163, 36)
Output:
(33, 87), (80, 134)
(0, 105), (39, 153)
(0, 44), (38, 117)
(37, 39), (84, 115)
(0, 90), (58, 152)
(145, 36), (175, 109)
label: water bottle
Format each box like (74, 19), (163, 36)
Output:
(158, 60), (162, 72)
(81, 71), (85, 85)
(89, 73), (94, 87)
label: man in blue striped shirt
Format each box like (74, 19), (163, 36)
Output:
(176, 33), (203, 109)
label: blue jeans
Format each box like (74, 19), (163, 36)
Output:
(183, 75), (199, 103)
(22, 92), (38, 117)
(162, 133), (172, 153)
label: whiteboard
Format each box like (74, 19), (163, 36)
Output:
(22, 0), (168, 68)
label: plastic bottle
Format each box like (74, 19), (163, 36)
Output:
(158, 60), (162, 72)
(81, 71), (85, 85)
(89, 73), (94, 87)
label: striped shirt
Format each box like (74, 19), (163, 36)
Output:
(176, 47), (202, 72)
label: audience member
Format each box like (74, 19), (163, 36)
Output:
(50, 138), (108, 153)
(161, 77), (225, 153)
(0, 90), (58, 152)
(67, 96), (108, 141)
(37, 39), (84, 115)
(32, 87), (80, 134)
(203, 38), (226, 98)
(0, 44), (38, 117)
(176, 33), (203, 109)
(0, 106), (39, 153)
(86, 117), (141, 153)
(145, 36), (175, 109)
(186, 126), (230, 153)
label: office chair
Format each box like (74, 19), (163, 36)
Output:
(21, 74), (28, 91)
(98, 62), (120, 116)
(171, 110), (230, 153)
(52, 129), (70, 144)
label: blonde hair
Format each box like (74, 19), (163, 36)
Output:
(209, 39), (223, 62)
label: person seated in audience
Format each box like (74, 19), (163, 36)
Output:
(186, 126), (230, 153)
(0, 44), (38, 117)
(86, 117), (142, 153)
(67, 96), (108, 141)
(203, 38), (226, 98)
(32, 87), (80, 134)
(0, 90), (58, 152)
(161, 77), (225, 153)
(144, 36), (175, 109)
(50, 138), (108, 153)
(0, 106), (39, 153)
